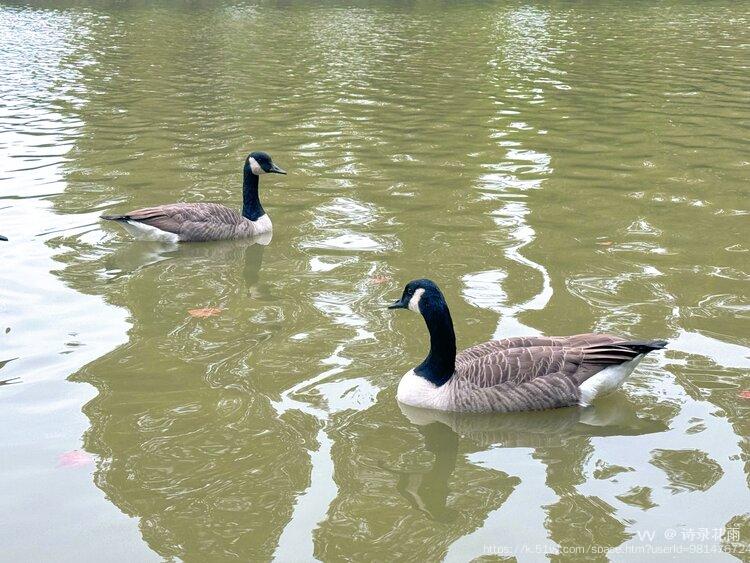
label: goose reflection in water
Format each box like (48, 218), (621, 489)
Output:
(101, 232), (273, 298)
(390, 398), (668, 522)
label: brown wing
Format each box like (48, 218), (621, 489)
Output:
(119, 206), (182, 234)
(123, 203), (244, 241)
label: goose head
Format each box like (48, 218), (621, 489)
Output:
(389, 278), (457, 386)
(245, 151), (286, 176)
(388, 278), (447, 316)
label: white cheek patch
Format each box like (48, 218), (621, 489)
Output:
(408, 288), (425, 313)
(248, 157), (265, 175)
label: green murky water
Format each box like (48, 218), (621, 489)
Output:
(1, 1), (749, 561)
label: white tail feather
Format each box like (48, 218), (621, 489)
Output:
(578, 354), (644, 406)
(120, 220), (179, 243)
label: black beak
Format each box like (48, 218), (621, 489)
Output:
(269, 163), (287, 175)
(387, 298), (406, 310)
(0, 235), (7, 241)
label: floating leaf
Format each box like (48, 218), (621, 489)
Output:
(596, 241), (613, 246)
(370, 275), (391, 285)
(739, 390), (750, 400)
(188, 307), (223, 318)
(58, 450), (94, 468)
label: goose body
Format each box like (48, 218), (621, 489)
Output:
(102, 151), (285, 243)
(389, 279), (666, 414)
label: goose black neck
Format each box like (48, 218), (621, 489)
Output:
(415, 301), (456, 387)
(242, 170), (264, 221)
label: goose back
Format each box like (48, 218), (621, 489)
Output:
(456, 333), (623, 365)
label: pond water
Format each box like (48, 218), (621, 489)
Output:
(1, 1), (748, 561)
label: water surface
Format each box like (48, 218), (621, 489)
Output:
(1, 1), (749, 561)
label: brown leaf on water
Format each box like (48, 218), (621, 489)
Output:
(597, 241), (613, 246)
(188, 307), (223, 318)
(370, 275), (391, 285)
(739, 390), (750, 400)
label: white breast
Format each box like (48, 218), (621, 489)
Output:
(252, 214), (272, 234)
(396, 369), (453, 410)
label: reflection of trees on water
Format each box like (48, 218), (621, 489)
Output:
(64, 237), (315, 560)
(391, 422), (460, 523)
(398, 400), (668, 552)
(393, 401), (668, 526)
(314, 399), (518, 561)
(312, 397), (667, 560)
(51, 20), (303, 559)
(467, 4), (750, 557)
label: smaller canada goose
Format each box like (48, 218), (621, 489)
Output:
(388, 279), (667, 413)
(102, 151), (286, 242)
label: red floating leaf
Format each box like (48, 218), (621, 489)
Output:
(370, 275), (391, 285)
(58, 450), (94, 468)
(739, 390), (750, 399)
(188, 307), (223, 318)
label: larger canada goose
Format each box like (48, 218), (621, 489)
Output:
(102, 151), (286, 242)
(388, 279), (667, 413)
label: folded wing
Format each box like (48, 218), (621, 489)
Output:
(455, 333), (665, 388)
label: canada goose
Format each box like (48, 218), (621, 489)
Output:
(388, 279), (667, 413)
(102, 151), (286, 242)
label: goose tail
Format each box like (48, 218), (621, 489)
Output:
(617, 339), (668, 354)
(578, 339), (667, 406)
